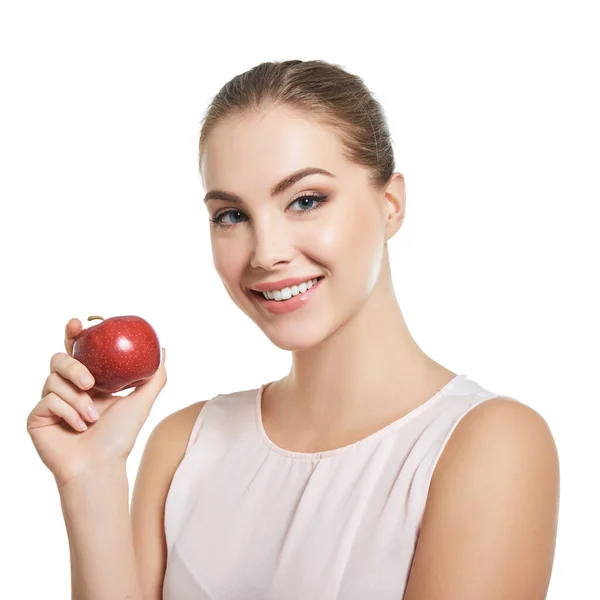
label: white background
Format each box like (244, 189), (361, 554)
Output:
(2, 1), (598, 597)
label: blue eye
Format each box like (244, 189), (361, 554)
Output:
(210, 194), (328, 229)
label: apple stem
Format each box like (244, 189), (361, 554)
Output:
(87, 316), (105, 322)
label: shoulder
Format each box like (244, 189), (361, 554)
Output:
(162, 399), (209, 426)
(151, 399), (209, 448)
(133, 399), (210, 517)
(430, 395), (560, 503)
(402, 396), (560, 599)
(432, 396), (559, 486)
(136, 399), (209, 485)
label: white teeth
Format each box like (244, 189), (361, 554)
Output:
(262, 278), (320, 301)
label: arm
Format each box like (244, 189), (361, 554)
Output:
(59, 400), (207, 600)
(58, 466), (142, 600)
(403, 398), (560, 600)
(131, 401), (208, 599)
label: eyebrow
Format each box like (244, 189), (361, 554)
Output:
(203, 167), (335, 204)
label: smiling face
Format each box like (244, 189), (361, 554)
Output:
(200, 105), (394, 351)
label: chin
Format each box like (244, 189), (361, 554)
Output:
(273, 340), (316, 352)
(262, 325), (329, 352)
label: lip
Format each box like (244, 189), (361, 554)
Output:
(250, 276), (325, 314)
(250, 275), (324, 292)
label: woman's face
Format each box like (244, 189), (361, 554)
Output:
(200, 105), (390, 351)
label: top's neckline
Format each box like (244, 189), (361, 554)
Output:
(255, 373), (467, 461)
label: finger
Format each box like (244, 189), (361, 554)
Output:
(64, 318), (83, 356)
(50, 352), (96, 392)
(29, 392), (89, 433)
(41, 371), (101, 424)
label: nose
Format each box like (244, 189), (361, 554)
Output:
(249, 218), (293, 271)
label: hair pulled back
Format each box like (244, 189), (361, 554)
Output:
(198, 59), (396, 191)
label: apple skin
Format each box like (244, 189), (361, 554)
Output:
(72, 315), (161, 394)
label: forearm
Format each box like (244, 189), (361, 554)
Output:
(58, 466), (143, 600)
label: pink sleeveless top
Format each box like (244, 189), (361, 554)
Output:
(162, 373), (509, 599)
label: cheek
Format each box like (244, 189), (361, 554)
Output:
(211, 239), (245, 284)
(321, 202), (382, 258)
(323, 204), (384, 294)
(309, 205), (360, 256)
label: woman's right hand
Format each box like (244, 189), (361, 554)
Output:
(26, 317), (167, 490)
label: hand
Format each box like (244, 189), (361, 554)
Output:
(26, 317), (167, 489)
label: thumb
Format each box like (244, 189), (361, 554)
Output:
(123, 347), (167, 410)
(144, 347), (167, 395)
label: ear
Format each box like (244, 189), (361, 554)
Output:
(382, 172), (406, 242)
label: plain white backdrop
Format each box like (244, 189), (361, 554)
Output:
(2, 0), (598, 597)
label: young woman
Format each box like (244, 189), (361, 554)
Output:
(27, 59), (559, 599)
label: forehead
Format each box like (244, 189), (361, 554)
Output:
(201, 106), (353, 192)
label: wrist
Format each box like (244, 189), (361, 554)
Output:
(56, 463), (128, 497)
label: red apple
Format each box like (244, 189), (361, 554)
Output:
(72, 315), (161, 394)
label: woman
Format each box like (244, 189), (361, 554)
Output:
(27, 59), (559, 599)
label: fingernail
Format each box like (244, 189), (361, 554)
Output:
(87, 405), (100, 420)
(79, 374), (94, 388)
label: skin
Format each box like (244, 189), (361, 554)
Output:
(198, 103), (560, 597)
(200, 103), (456, 452)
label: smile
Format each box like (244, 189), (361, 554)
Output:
(250, 276), (325, 314)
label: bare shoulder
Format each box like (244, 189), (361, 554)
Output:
(136, 399), (209, 485)
(403, 397), (560, 599)
(432, 395), (558, 485)
(157, 399), (208, 440)
(143, 399), (209, 462)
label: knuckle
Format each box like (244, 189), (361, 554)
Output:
(49, 352), (62, 368)
(45, 391), (59, 404)
(68, 365), (83, 381)
(47, 371), (60, 385)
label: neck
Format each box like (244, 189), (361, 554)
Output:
(270, 251), (455, 437)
